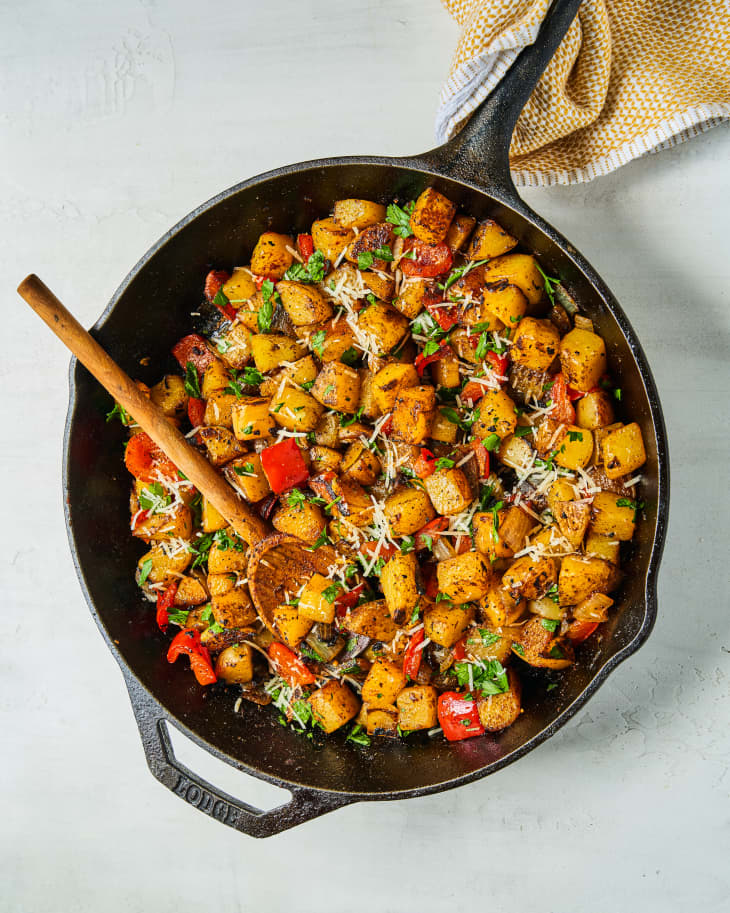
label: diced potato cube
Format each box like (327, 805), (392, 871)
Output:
(358, 302), (410, 355)
(423, 467), (473, 516)
(207, 535), (248, 574)
(224, 454), (271, 503)
(137, 545), (191, 585)
(590, 491), (637, 540)
(203, 390), (239, 428)
(311, 361), (361, 413)
(173, 576), (208, 606)
(473, 388), (518, 440)
(479, 583), (523, 627)
(304, 318), (358, 363)
(361, 658), (407, 710)
(502, 555), (558, 600)
(269, 386), (323, 432)
(497, 433), (534, 471)
(584, 530), (621, 564)
(308, 681), (360, 733)
(207, 573), (235, 597)
(309, 445), (342, 474)
(366, 709), (399, 737)
(215, 644), (254, 684)
(342, 600), (398, 642)
(215, 324), (253, 370)
(430, 410), (459, 444)
(361, 269), (395, 302)
(391, 385), (436, 445)
(298, 572), (336, 624)
(277, 280), (332, 326)
(424, 603), (474, 647)
(559, 328), (607, 392)
(393, 278), (429, 319)
(250, 334), (305, 373)
(396, 685), (438, 731)
(150, 374), (187, 417)
(473, 506), (534, 559)
(384, 488), (436, 536)
(468, 219), (518, 260)
(409, 188), (456, 244)
(602, 422), (646, 479)
(380, 552), (419, 623)
(250, 232), (293, 279)
(222, 267), (257, 304)
(211, 589), (256, 628)
(554, 426), (594, 470)
(197, 426), (246, 466)
(483, 254), (543, 306)
(510, 317), (561, 371)
(445, 214), (476, 251)
(272, 499), (326, 544)
(333, 198), (386, 229)
(132, 503), (191, 542)
(429, 349), (461, 388)
(437, 551), (493, 602)
(201, 360), (232, 398)
(272, 604), (313, 648)
(463, 625), (512, 664)
(477, 668), (521, 731)
(312, 217), (355, 261)
(231, 396), (275, 441)
(558, 554), (619, 605)
(372, 363), (419, 412)
(575, 391), (615, 429)
(341, 441), (381, 486)
(202, 496), (228, 533)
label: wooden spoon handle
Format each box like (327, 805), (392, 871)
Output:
(18, 274), (268, 545)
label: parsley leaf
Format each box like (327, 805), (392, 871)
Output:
(106, 402), (133, 425)
(340, 406), (364, 427)
(287, 488), (307, 508)
(346, 723), (371, 747)
(310, 329), (327, 358)
(183, 362), (202, 399)
(541, 618), (560, 632)
(258, 280), (278, 332)
(242, 366), (264, 386)
(225, 369), (244, 398)
(483, 433), (501, 452)
(138, 559), (153, 587)
(322, 582), (343, 603)
(385, 201), (415, 238)
(535, 263), (560, 305)
(434, 456), (455, 471)
(283, 250), (327, 283)
(453, 659), (509, 695)
(340, 346), (360, 367)
(138, 482), (172, 514)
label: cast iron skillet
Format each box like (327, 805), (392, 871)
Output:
(63, 0), (668, 837)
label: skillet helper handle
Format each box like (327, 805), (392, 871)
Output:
(422, 0), (585, 192)
(126, 677), (354, 838)
(16, 274), (267, 545)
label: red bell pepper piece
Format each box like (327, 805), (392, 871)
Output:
(438, 692), (485, 741)
(486, 350), (509, 376)
(470, 439), (490, 479)
(400, 240), (454, 278)
(204, 269), (229, 302)
(549, 373), (576, 425)
(131, 508), (150, 531)
(172, 334), (217, 375)
(260, 438), (309, 494)
(425, 300), (459, 331)
(414, 516), (449, 551)
(403, 628), (425, 680)
(359, 540), (398, 562)
(379, 415), (393, 436)
(567, 620), (599, 643)
(297, 233), (315, 260)
(460, 381), (485, 405)
(167, 629), (217, 686)
(414, 447), (436, 479)
(566, 384), (584, 401)
(187, 396), (206, 428)
(423, 564), (439, 600)
(415, 343), (451, 377)
(268, 642), (316, 687)
(452, 637), (467, 661)
(335, 583), (364, 618)
(156, 580), (179, 632)
(124, 432), (178, 484)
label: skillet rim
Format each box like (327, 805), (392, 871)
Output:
(62, 152), (669, 802)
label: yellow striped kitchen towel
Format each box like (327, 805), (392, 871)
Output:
(437, 0), (730, 186)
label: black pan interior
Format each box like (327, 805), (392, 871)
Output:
(65, 161), (664, 796)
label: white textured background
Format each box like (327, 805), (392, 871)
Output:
(2, 1), (729, 911)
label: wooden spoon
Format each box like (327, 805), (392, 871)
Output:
(17, 274), (268, 545)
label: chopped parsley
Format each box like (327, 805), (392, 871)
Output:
(307, 529), (332, 551)
(453, 659), (509, 695)
(536, 263), (560, 305)
(225, 369), (244, 398)
(346, 723), (371, 747)
(258, 280), (278, 332)
(138, 482), (172, 514)
(106, 402), (133, 425)
(340, 346), (360, 367)
(242, 366), (264, 386)
(483, 433), (501, 452)
(138, 559), (153, 587)
(340, 406), (364, 427)
(322, 582), (343, 603)
(541, 618), (560, 632)
(183, 362), (202, 399)
(385, 201), (415, 238)
(399, 536), (416, 553)
(434, 456), (455, 471)
(283, 249), (327, 283)
(310, 329), (327, 358)
(567, 431), (584, 442)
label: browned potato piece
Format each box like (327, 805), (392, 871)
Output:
(384, 488), (436, 536)
(341, 441), (381, 486)
(366, 709), (399, 738)
(430, 349), (461, 388)
(409, 188), (456, 243)
(215, 644), (254, 684)
(473, 388), (518, 440)
(497, 433), (534, 472)
(357, 368), (380, 419)
(391, 385), (436, 445)
(449, 327), (481, 364)
(361, 658), (407, 710)
(430, 410), (459, 444)
(358, 302), (410, 354)
(224, 454), (271, 503)
(309, 445), (342, 474)
(343, 600), (398, 642)
(345, 221), (394, 269)
(584, 530), (621, 564)
(381, 552), (419, 623)
(423, 467), (473, 516)
(393, 278), (429, 319)
(554, 426), (594, 471)
(215, 324), (253, 370)
(473, 506), (534, 559)
(231, 396), (275, 441)
(207, 573), (235, 597)
(211, 589), (256, 628)
(150, 374), (187, 417)
(372, 363), (419, 412)
(603, 422), (646, 479)
(203, 390), (238, 429)
(333, 198), (386, 229)
(272, 604), (313, 648)
(303, 317), (358, 364)
(277, 280), (332, 326)
(298, 573), (336, 624)
(502, 555), (558, 600)
(308, 681), (360, 733)
(396, 685), (439, 731)
(468, 219), (518, 260)
(250, 334), (305, 373)
(590, 491), (637, 540)
(361, 270), (395, 302)
(573, 592), (613, 622)
(445, 214), (476, 251)
(558, 554), (619, 605)
(137, 545), (191, 586)
(250, 232), (293, 279)
(201, 496), (228, 533)
(272, 499), (327, 544)
(477, 668), (521, 731)
(560, 328), (607, 392)
(483, 254), (543, 307)
(201, 361), (231, 398)
(551, 496), (591, 549)
(464, 625), (512, 664)
(424, 603), (474, 648)
(260, 355), (318, 397)
(270, 386), (323, 432)
(511, 317), (561, 371)
(311, 361), (361, 413)
(576, 391), (615, 429)
(460, 292), (507, 331)
(132, 502), (192, 542)
(173, 576), (208, 606)
(222, 267), (257, 304)
(437, 551), (493, 602)
(311, 217), (355, 262)
(197, 426), (246, 466)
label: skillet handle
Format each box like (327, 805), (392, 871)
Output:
(419, 0), (585, 193)
(124, 676), (354, 838)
